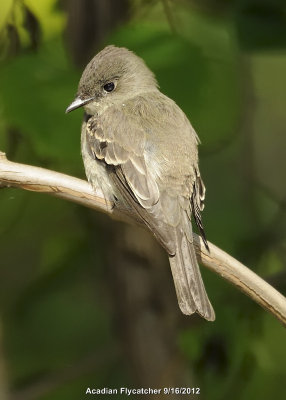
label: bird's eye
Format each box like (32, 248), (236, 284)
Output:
(103, 82), (115, 92)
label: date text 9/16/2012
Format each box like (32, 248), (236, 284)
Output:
(85, 387), (201, 396)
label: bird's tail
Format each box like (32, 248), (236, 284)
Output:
(168, 228), (215, 321)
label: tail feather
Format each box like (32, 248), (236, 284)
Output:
(169, 228), (215, 321)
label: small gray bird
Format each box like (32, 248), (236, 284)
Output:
(66, 45), (215, 321)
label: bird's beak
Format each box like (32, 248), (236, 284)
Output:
(65, 96), (94, 113)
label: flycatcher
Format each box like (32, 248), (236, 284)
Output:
(66, 45), (215, 321)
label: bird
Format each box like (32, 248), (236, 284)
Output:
(66, 45), (215, 321)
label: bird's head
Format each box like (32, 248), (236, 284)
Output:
(66, 45), (158, 114)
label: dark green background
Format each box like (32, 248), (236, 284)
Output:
(0, 1), (285, 399)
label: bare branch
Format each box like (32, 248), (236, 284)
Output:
(0, 151), (132, 223)
(1, 151), (286, 326)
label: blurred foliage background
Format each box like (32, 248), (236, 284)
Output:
(0, 0), (286, 399)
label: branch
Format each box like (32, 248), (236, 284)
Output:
(1, 151), (286, 326)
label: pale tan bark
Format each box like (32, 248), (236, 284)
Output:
(1, 151), (286, 326)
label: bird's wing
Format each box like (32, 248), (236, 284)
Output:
(85, 106), (175, 254)
(84, 99), (214, 320)
(191, 168), (209, 251)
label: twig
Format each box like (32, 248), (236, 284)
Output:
(161, 0), (177, 34)
(1, 151), (286, 326)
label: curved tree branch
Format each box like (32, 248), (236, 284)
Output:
(1, 151), (286, 326)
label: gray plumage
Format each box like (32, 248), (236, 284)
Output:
(66, 45), (215, 321)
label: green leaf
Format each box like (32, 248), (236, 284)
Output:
(0, 0), (13, 31)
